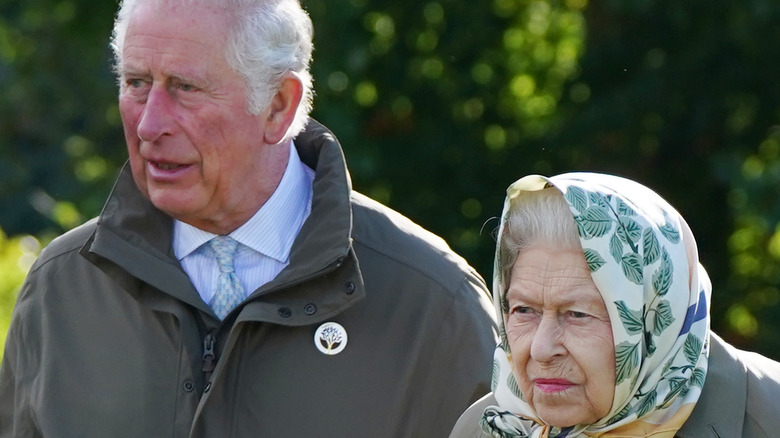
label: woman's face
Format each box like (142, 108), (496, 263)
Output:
(505, 244), (615, 427)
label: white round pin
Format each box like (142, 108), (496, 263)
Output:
(314, 322), (348, 355)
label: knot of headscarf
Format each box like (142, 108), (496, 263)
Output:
(483, 173), (711, 438)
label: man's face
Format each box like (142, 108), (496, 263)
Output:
(118, 2), (281, 233)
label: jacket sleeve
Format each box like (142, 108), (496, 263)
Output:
(0, 278), (42, 438)
(743, 349), (780, 435)
(415, 270), (498, 436)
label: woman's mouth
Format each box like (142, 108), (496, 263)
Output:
(533, 378), (575, 393)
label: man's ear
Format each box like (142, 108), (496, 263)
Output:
(262, 73), (304, 145)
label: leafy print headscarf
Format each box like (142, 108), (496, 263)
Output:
(483, 173), (711, 438)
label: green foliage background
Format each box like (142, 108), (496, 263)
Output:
(2, 0), (780, 360)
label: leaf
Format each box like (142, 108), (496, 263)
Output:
(651, 299), (675, 336)
(659, 214), (681, 244)
(615, 300), (644, 334)
(507, 372), (523, 398)
(691, 367), (706, 388)
(584, 248), (606, 272)
(609, 233), (623, 263)
(621, 253), (643, 285)
(645, 331), (656, 356)
(491, 358), (500, 391)
(661, 377), (688, 408)
(573, 215), (591, 240)
(652, 250), (673, 296)
(636, 389), (657, 417)
(683, 333), (703, 365)
(661, 357), (674, 375)
(617, 217), (642, 248)
(580, 205), (613, 237)
(617, 198), (636, 216)
(642, 228), (660, 266)
(607, 403), (633, 426)
(565, 186), (588, 213)
(590, 191), (611, 208)
(615, 341), (640, 385)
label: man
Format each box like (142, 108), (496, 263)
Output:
(0, 0), (497, 436)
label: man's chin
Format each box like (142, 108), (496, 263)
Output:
(147, 190), (199, 218)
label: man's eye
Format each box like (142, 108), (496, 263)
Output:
(177, 83), (197, 92)
(126, 78), (145, 88)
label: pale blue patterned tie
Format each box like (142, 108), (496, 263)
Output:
(208, 236), (245, 320)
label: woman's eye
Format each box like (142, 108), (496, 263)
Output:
(511, 306), (533, 315)
(568, 310), (590, 319)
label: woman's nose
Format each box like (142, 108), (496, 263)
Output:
(529, 314), (566, 362)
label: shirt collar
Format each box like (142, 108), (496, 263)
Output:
(173, 140), (314, 262)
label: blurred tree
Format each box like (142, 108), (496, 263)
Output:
(0, 0), (124, 237)
(1, 0), (779, 359)
(0, 228), (41, 360)
(545, 0), (780, 354)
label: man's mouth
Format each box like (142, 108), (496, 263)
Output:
(153, 161), (186, 170)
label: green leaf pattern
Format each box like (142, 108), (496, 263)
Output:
(615, 342), (640, 385)
(620, 253), (644, 285)
(560, 183), (709, 429)
(609, 233), (623, 263)
(491, 358), (500, 391)
(615, 300), (644, 334)
(589, 191), (611, 208)
(583, 248), (606, 272)
(507, 372), (522, 399)
(636, 389), (658, 417)
(617, 198), (636, 216)
(659, 213), (681, 243)
(581, 206), (613, 238)
(651, 300), (675, 336)
(565, 186), (588, 212)
(652, 250), (674, 296)
(642, 229), (661, 266)
(691, 367), (706, 388)
(684, 333), (703, 365)
(617, 217), (642, 247)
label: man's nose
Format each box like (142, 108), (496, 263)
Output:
(137, 85), (175, 143)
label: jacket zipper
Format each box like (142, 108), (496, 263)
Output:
(202, 332), (216, 384)
(199, 255), (347, 390)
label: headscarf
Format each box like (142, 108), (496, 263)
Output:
(482, 173), (711, 438)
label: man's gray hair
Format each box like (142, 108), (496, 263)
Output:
(498, 187), (582, 293)
(110, 0), (314, 139)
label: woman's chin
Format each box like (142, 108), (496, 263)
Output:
(534, 406), (599, 429)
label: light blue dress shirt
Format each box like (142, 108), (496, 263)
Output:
(173, 141), (315, 304)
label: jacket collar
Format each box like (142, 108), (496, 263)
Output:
(83, 119), (365, 324)
(676, 332), (746, 438)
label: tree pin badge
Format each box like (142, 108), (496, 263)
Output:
(314, 322), (348, 355)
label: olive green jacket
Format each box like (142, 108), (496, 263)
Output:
(0, 120), (497, 437)
(449, 333), (780, 437)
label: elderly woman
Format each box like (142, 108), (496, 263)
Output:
(451, 173), (780, 437)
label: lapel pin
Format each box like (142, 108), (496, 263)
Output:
(314, 321), (347, 355)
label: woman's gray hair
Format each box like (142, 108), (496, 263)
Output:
(498, 187), (582, 294)
(110, 0), (314, 139)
